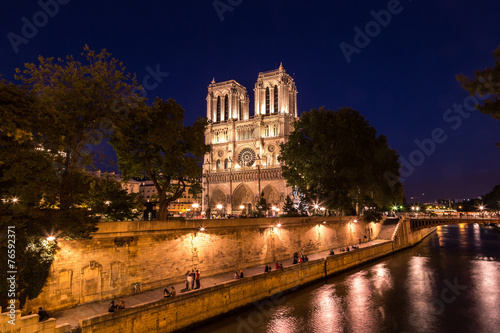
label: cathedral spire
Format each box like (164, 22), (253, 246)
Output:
(211, 77), (216, 84)
(278, 62), (284, 71)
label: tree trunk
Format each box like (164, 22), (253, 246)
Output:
(158, 195), (169, 220)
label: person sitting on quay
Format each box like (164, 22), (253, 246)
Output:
(234, 272), (239, 279)
(346, 246), (350, 252)
(275, 262), (280, 270)
(329, 249), (335, 255)
(108, 301), (116, 312)
(164, 288), (171, 298)
(170, 286), (176, 297)
(265, 264), (270, 273)
(239, 270), (244, 278)
(38, 307), (50, 322)
(117, 298), (125, 310)
(304, 255), (309, 262)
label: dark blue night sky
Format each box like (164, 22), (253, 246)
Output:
(2, 0), (500, 202)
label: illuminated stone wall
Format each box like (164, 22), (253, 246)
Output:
(0, 309), (70, 333)
(77, 225), (435, 333)
(25, 216), (381, 314)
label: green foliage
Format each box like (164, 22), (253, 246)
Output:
(111, 98), (209, 220)
(86, 175), (141, 221)
(279, 107), (403, 214)
(482, 184), (500, 211)
(282, 195), (298, 216)
(0, 46), (141, 308)
(457, 45), (500, 147)
(254, 191), (269, 217)
(363, 209), (382, 223)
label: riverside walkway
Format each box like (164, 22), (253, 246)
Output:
(51, 239), (388, 329)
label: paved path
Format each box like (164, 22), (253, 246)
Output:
(51, 239), (388, 328)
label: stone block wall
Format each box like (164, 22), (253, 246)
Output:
(0, 308), (70, 333)
(24, 216), (381, 314)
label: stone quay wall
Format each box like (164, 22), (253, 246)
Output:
(0, 308), (70, 333)
(78, 222), (435, 333)
(25, 216), (381, 314)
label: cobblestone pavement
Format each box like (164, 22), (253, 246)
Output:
(51, 240), (388, 328)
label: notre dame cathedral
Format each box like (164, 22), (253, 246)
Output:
(202, 64), (298, 215)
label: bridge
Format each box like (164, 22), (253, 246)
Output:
(409, 216), (500, 231)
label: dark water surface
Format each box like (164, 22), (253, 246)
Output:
(190, 224), (500, 333)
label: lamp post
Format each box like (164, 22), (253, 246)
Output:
(479, 205), (484, 218)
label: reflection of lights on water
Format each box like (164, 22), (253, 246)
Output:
(346, 271), (379, 332)
(406, 256), (436, 332)
(471, 260), (500, 331)
(308, 285), (344, 332)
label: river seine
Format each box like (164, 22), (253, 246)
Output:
(190, 224), (500, 333)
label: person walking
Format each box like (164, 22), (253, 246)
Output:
(186, 270), (194, 291)
(195, 270), (201, 289)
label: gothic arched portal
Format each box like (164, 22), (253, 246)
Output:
(262, 185), (279, 207)
(232, 184), (254, 213)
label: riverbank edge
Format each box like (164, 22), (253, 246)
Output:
(78, 226), (436, 333)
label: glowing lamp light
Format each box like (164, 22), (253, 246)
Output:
(46, 236), (55, 241)
(320, 207), (325, 211)
(216, 204), (223, 210)
(353, 219), (358, 223)
(314, 204), (319, 209)
(104, 200), (111, 205)
(239, 205), (245, 209)
(199, 226), (205, 231)
(12, 197), (19, 203)
(276, 223), (282, 228)
(192, 203), (199, 209)
(322, 221), (326, 224)
(479, 206), (484, 210)
(272, 206), (276, 211)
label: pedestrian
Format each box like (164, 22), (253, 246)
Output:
(265, 265), (269, 273)
(170, 286), (176, 297)
(38, 307), (49, 322)
(240, 270), (244, 278)
(108, 301), (116, 312)
(185, 270), (190, 290)
(117, 298), (125, 310)
(275, 262), (280, 270)
(279, 262), (284, 270)
(363, 235), (367, 242)
(163, 288), (171, 298)
(234, 272), (239, 279)
(195, 269), (201, 289)
(190, 270), (196, 290)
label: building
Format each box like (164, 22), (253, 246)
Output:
(202, 64), (298, 215)
(139, 180), (201, 219)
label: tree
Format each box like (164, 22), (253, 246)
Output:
(85, 174), (141, 221)
(281, 195), (298, 216)
(253, 191), (270, 217)
(1, 45), (141, 308)
(457, 45), (500, 147)
(482, 184), (500, 211)
(111, 98), (209, 220)
(15, 45), (141, 211)
(279, 107), (403, 215)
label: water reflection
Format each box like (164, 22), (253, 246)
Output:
(406, 256), (437, 332)
(265, 306), (301, 333)
(308, 285), (345, 333)
(471, 260), (500, 332)
(345, 271), (379, 333)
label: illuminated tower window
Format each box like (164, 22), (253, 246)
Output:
(224, 94), (229, 121)
(216, 96), (221, 123)
(274, 85), (278, 114)
(265, 87), (270, 115)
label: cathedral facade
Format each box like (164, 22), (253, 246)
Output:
(202, 64), (298, 215)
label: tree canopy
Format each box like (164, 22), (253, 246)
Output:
(111, 98), (209, 220)
(279, 107), (403, 215)
(0, 46), (142, 309)
(457, 45), (500, 146)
